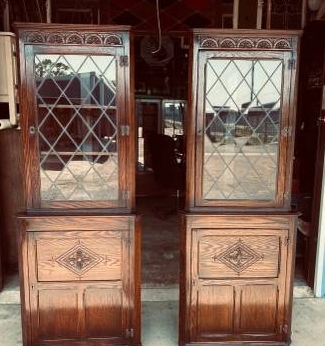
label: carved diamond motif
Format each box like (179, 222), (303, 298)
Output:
(56, 243), (103, 276)
(213, 239), (263, 274)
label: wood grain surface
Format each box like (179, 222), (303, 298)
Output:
(198, 234), (280, 278)
(180, 213), (296, 346)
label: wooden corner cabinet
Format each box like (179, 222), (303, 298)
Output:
(180, 30), (301, 346)
(16, 24), (140, 346)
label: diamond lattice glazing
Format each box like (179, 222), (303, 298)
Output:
(35, 54), (119, 202)
(203, 58), (283, 200)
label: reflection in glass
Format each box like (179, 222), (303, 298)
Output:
(162, 100), (185, 137)
(203, 59), (283, 200)
(35, 54), (118, 201)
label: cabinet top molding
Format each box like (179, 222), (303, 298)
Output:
(199, 36), (295, 50)
(14, 23), (132, 47)
(193, 29), (301, 51)
(21, 30), (123, 46)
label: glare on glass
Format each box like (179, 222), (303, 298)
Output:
(35, 54), (119, 202)
(203, 59), (283, 201)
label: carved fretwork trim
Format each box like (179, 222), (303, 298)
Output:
(23, 31), (123, 46)
(200, 36), (293, 50)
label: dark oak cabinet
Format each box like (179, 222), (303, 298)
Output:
(20, 215), (140, 346)
(180, 213), (296, 345)
(180, 30), (300, 346)
(16, 24), (140, 346)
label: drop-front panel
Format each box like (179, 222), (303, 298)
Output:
(19, 215), (141, 346)
(179, 213), (296, 346)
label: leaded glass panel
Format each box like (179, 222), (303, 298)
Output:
(35, 54), (118, 202)
(203, 58), (283, 200)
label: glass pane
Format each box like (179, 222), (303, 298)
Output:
(136, 101), (159, 171)
(203, 58), (283, 201)
(35, 54), (118, 202)
(162, 101), (185, 137)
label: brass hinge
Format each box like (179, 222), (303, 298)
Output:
(120, 125), (130, 136)
(120, 55), (129, 67)
(288, 59), (296, 70)
(285, 237), (292, 246)
(121, 190), (130, 200)
(281, 126), (292, 138)
(125, 328), (134, 338)
(283, 191), (290, 201)
(123, 234), (132, 245)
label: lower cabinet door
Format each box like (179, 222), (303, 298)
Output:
(20, 215), (141, 346)
(180, 213), (296, 346)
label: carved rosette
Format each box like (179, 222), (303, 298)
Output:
(200, 36), (293, 50)
(23, 31), (123, 46)
(212, 238), (264, 275)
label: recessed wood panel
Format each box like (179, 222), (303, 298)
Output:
(84, 288), (123, 338)
(197, 285), (234, 336)
(239, 284), (278, 334)
(35, 232), (122, 281)
(38, 289), (79, 340)
(198, 235), (280, 278)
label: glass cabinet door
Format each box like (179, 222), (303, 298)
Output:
(194, 51), (295, 208)
(35, 54), (119, 205)
(20, 37), (132, 210)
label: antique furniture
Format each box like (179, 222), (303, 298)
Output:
(180, 29), (300, 346)
(16, 23), (140, 346)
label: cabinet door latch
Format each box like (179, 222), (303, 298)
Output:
(280, 324), (289, 334)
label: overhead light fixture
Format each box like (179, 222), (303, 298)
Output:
(308, 0), (323, 11)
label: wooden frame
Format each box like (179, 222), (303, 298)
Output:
(186, 29), (301, 211)
(16, 23), (135, 212)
